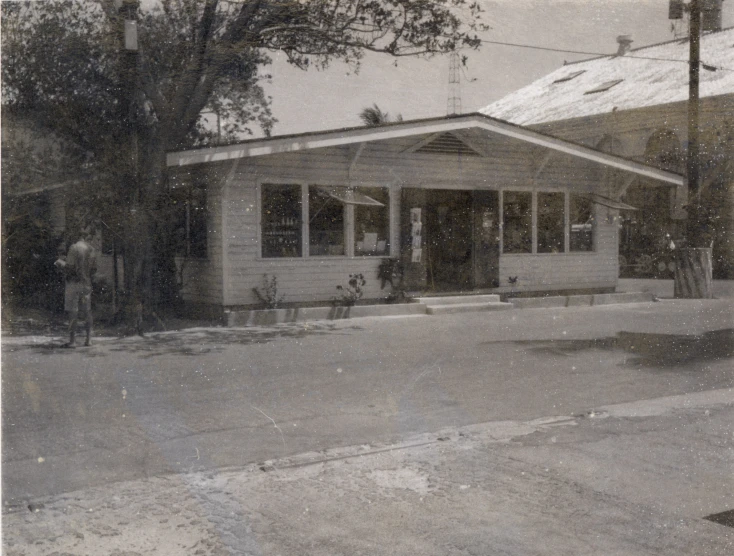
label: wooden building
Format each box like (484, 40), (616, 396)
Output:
(166, 113), (683, 312)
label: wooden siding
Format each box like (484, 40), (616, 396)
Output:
(177, 163), (232, 306)
(500, 204), (618, 291)
(206, 136), (625, 307)
(222, 167), (390, 305)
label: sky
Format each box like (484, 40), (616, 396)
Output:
(261, 0), (734, 137)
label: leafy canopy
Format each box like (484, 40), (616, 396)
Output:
(3, 0), (486, 156)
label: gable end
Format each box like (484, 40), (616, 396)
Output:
(414, 132), (482, 156)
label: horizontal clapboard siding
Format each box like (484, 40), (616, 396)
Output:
(179, 133), (630, 307)
(500, 204), (618, 290)
(223, 167), (389, 305)
(229, 258), (388, 305)
(178, 166), (227, 306)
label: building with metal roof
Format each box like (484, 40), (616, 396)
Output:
(481, 28), (734, 279)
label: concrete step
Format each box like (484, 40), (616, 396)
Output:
(425, 301), (513, 315)
(418, 294), (502, 306)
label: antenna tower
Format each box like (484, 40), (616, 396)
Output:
(447, 51), (461, 116)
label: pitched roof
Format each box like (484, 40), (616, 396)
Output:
(167, 112), (683, 186)
(480, 28), (734, 126)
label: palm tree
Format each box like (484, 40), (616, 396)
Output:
(359, 104), (403, 127)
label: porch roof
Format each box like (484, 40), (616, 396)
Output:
(167, 112), (684, 187)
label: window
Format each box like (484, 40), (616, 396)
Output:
(570, 194), (594, 251)
(172, 186), (207, 258)
(502, 191), (532, 254)
(309, 186), (345, 256)
(354, 187), (389, 256)
(260, 184), (390, 258)
(261, 184), (302, 258)
(537, 192), (565, 253)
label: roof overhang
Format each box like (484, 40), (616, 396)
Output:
(581, 193), (638, 211)
(167, 113), (684, 187)
(315, 186), (384, 206)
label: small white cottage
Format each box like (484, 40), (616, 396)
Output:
(166, 113), (683, 314)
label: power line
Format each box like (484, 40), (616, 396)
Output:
(481, 38), (733, 71)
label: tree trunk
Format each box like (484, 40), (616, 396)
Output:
(674, 247), (713, 299)
(118, 138), (177, 329)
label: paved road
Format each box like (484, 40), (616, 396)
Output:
(3, 298), (733, 503)
(4, 390), (733, 555)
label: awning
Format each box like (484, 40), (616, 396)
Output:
(315, 186), (384, 207)
(581, 193), (638, 211)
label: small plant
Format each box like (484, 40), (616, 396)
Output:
(508, 276), (519, 298)
(377, 258), (402, 289)
(333, 273), (366, 307)
(252, 274), (285, 309)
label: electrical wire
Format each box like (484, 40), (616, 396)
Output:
(481, 38), (733, 72)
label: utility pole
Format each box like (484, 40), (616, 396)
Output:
(115, 0), (142, 307)
(673, 0), (714, 298)
(687, 0), (701, 244)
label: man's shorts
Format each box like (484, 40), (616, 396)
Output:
(64, 282), (92, 314)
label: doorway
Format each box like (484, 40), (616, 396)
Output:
(426, 190), (474, 291)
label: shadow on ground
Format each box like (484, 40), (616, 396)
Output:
(13, 322), (365, 358)
(507, 329), (734, 370)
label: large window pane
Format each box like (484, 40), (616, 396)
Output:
(570, 194), (594, 252)
(503, 191), (532, 254)
(354, 187), (389, 256)
(262, 184), (302, 258)
(309, 186), (344, 256)
(537, 192), (565, 253)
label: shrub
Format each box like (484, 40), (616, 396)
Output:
(333, 273), (366, 307)
(252, 274), (285, 309)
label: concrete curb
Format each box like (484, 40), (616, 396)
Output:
(227, 302), (427, 326)
(509, 291), (655, 309)
(226, 291), (657, 326)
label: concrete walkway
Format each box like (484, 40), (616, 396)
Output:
(617, 278), (734, 299)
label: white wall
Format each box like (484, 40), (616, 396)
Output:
(180, 133), (627, 308)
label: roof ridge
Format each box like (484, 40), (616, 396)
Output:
(562, 25), (734, 67)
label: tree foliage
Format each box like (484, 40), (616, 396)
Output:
(359, 103), (403, 126)
(2, 0), (486, 315)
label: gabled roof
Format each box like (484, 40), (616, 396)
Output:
(480, 28), (734, 126)
(167, 113), (684, 186)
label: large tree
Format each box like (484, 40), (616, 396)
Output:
(2, 0), (485, 317)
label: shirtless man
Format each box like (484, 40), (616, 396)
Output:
(55, 232), (97, 347)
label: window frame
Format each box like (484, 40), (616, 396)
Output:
(536, 190), (567, 254)
(308, 185), (348, 257)
(260, 182), (305, 259)
(569, 193), (596, 253)
(258, 181), (392, 260)
(500, 189), (596, 256)
(352, 186), (391, 257)
(501, 189), (534, 255)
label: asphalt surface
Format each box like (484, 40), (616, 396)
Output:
(3, 297), (733, 505)
(4, 389), (733, 555)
